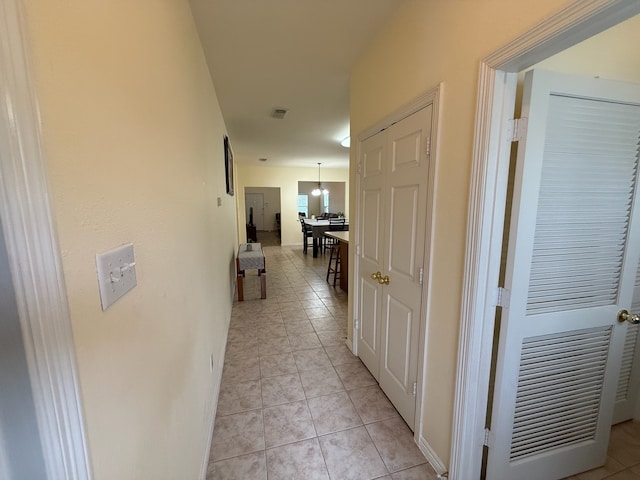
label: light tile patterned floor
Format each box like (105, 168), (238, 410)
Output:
(564, 420), (640, 480)
(207, 245), (437, 480)
(208, 241), (640, 479)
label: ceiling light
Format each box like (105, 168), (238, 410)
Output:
(340, 136), (350, 148)
(311, 162), (329, 196)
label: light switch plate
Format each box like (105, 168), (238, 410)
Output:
(96, 243), (137, 310)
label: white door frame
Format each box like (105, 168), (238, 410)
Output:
(451, 1), (640, 479)
(0, 1), (91, 479)
(352, 85), (441, 468)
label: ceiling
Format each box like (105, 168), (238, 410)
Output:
(189, 0), (404, 169)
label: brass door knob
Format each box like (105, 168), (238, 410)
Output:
(379, 275), (390, 285)
(618, 309), (640, 325)
(371, 271), (382, 281)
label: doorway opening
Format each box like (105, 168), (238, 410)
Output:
(244, 187), (281, 246)
(453, 3), (640, 479)
(297, 181), (346, 219)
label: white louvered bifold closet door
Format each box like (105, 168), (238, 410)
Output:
(613, 259), (640, 424)
(486, 70), (640, 480)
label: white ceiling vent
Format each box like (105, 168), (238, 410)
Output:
(271, 108), (288, 119)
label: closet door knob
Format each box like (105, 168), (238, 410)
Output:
(618, 309), (640, 325)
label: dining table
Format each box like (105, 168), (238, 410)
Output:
(303, 218), (349, 258)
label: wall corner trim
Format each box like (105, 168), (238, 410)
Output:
(0, 0), (91, 478)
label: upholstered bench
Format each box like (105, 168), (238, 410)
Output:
(236, 243), (266, 301)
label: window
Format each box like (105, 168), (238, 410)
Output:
(322, 192), (330, 213)
(297, 194), (308, 217)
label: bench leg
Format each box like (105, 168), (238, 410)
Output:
(259, 269), (266, 299)
(237, 272), (244, 301)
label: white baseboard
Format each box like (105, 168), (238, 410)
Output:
(345, 337), (354, 353)
(199, 345), (226, 480)
(418, 435), (448, 477)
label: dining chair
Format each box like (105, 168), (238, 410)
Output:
(322, 218), (345, 253)
(328, 218), (346, 231)
(300, 219), (313, 254)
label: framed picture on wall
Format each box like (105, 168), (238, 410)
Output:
(224, 135), (234, 196)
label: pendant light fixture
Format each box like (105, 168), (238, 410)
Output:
(311, 162), (329, 196)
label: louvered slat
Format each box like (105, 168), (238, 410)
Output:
(510, 326), (611, 461)
(526, 95), (640, 314)
(616, 325), (639, 402)
(616, 258), (640, 404)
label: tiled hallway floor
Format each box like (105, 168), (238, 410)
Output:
(206, 245), (436, 480)
(565, 420), (640, 480)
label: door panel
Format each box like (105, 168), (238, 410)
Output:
(613, 259), (640, 423)
(391, 128), (422, 171)
(383, 294), (413, 389)
(361, 190), (383, 263)
(359, 279), (380, 376)
(379, 105), (432, 427)
(357, 132), (386, 377)
(356, 104), (433, 429)
(487, 69), (640, 480)
(389, 185), (419, 278)
(245, 193), (264, 230)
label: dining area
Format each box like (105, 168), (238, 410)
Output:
(300, 214), (349, 292)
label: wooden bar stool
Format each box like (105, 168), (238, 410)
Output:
(326, 242), (341, 287)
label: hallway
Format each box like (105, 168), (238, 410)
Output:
(206, 245), (435, 479)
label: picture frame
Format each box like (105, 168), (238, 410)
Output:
(224, 135), (234, 196)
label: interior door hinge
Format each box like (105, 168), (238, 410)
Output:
(419, 267), (424, 286)
(355, 244), (361, 256)
(425, 137), (431, 158)
(508, 117), (528, 142)
(357, 162), (362, 175)
(355, 318), (359, 331)
(412, 382), (417, 396)
(484, 428), (492, 448)
(495, 287), (510, 308)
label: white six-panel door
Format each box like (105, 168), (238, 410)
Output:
(379, 106), (432, 427)
(487, 69), (640, 480)
(357, 105), (432, 427)
(358, 131), (387, 377)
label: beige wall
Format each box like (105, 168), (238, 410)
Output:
(298, 181), (324, 216)
(350, 0), (569, 467)
(236, 164), (349, 245)
(23, 1), (236, 479)
(298, 181), (346, 217)
(531, 13), (640, 81)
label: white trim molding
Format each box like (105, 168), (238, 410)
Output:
(451, 1), (640, 479)
(0, 1), (91, 479)
(418, 435), (448, 477)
